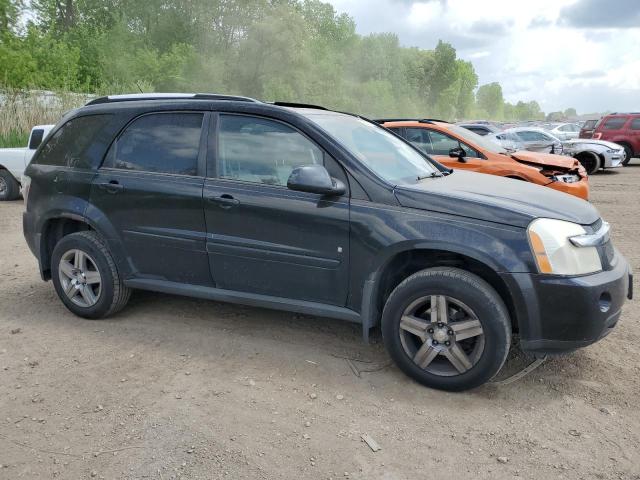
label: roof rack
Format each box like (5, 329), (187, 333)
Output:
(374, 118), (450, 124)
(85, 93), (260, 106)
(271, 101), (328, 110)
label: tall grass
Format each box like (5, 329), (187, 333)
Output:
(0, 89), (92, 148)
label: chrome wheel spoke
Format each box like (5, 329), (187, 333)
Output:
(443, 343), (473, 373)
(84, 271), (101, 285)
(74, 250), (87, 271)
(430, 295), (449, 324)
(413, 342), (439, 369)
(400, 315), (429, 339)
(63, 280), (77, 298)
(59, 260), (75, 279)
(451, 319), (483, 341)
(80, 286), (97, 306)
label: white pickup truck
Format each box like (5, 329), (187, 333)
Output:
(0, 124), (54, 201)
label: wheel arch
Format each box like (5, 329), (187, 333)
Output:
(363, 246), (521, 335)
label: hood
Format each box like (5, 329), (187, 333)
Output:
(564, 139), (623, 150)
(509, 151), (579, 169)
(394, 170), (599, 228)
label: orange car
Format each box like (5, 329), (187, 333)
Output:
(380, 119), (589, 200)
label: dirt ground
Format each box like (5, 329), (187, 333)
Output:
(1, 163), (639, 480)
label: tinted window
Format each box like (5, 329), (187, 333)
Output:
(582, 120), (597, 129)
(29, 129), (44, 150)
(467, 126), (489, 135)
(406, 128), (480, 158)
(603, 117), (627, 130)
(106, 113), (203, 175)
(218, 115), (323, 186)
(35, 115), (111, 168)
(631, 118), (640, 130)
(404, 128), (433, 153)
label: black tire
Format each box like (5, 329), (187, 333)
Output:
(381, 267), (511, 392)
(0, 169), (20, 201)
(575, 151), (600, 175)
(621, 144), (633, 166)
(51, 231), (131, 319)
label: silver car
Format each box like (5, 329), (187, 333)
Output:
(562, 139), (625, 174)
(546, 123), (582, 141)
(503, 127), (564, 154)
(488, 131), (525, 152)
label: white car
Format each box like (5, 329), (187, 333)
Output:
(562, 138), (625, 175)
(546, 123), (582, 141)
(503, 127), (564, 154)
(0, 124), (53, 200)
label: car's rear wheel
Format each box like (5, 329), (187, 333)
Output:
(621, 144), (633, 166)
(51, 231), (131, 319)
(381, 267), (511, 391)
(0, 170), (20, 201)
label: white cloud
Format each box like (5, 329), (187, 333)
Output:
(326, 0), (640, 113)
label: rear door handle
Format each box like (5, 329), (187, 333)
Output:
(96, 181), (124, 194)
(206, 194), (240, 209)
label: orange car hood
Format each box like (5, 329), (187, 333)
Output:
(509, 151), (579, 169)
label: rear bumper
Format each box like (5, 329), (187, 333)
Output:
(547, 177), (589, 200)
(501, 253), (632, 355)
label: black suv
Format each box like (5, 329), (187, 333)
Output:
(22, 94), (632, 391)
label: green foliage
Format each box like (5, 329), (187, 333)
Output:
(1, 0), (547, 122)
(0, 129), (28, 147)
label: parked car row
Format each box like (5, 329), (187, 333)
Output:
(19, 93), (632, 392)
(458, 114), (638, 174)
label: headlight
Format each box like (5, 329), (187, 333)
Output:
(527, 218), (602, 275)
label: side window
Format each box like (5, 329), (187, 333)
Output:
(603, 117), (627, 130)
(427, 130), (461, 155)
(404, 128), (433, 154)
(218, 115), (323, 186)
(29, 129), (44, 150)
(105, 113), (203, 176)
(34, 115), (111, 169)
(559, 124), (571, 132)
(630, 118), (640, 130)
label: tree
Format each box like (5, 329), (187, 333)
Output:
(564, 107), (577, 119)
(476, 82), (504, 119)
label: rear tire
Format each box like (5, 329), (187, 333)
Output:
(0, 170), (20, 201)
(51, 231), (131, 319)
(381, 267), (511, 392)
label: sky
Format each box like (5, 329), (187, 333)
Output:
(325, 0), (640, 115)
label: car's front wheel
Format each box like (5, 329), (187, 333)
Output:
(51, 231), (131, 319)
(381, 267), (511, 391)
(621, 144), (633, 166)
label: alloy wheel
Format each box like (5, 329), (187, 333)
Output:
(58, 249), (102, 307)
(0, 176), (7, 195)
(399, 295), (485, 376)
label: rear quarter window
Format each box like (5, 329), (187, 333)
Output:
(602, 117), (627, 130)
(630, 118), (640, 130)
(34, 115), (112, 169)
(28, 129), (45, 150)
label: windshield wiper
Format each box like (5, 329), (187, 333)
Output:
(416, 171), (444, 181)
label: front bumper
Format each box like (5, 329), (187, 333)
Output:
(603, 152), (624, 168)
(501, 252), (632, 355)
(546, 177), (589, 201)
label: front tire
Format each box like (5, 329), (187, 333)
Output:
(381, 267), (511, 391)
(575, 151), (600, 175)
(51, 231), (131, 319)
(0, 170), (20, 201)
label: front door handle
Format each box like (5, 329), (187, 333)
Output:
(96, 181), (124, 194)
(207, 194), (240, 209)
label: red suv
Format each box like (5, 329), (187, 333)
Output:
(592, 113), (640, 165)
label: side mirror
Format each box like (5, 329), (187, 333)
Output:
(287, 164), (346, 196)
(449, 146), (466, 163)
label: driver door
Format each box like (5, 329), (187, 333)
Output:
(404, 127), (485, 172)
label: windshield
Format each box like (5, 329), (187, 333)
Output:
(303, 112), (439, 185)
(447, 125), (507, 154)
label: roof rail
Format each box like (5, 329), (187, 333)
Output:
(271, 101), (328, 110)
(374, 118), (450, 124)
(85, 93), (260, 106)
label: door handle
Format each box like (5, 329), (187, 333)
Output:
(96, 181), (124, 194)
(207, 194), (240, 209)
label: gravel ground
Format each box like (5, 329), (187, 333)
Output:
(0, 163), (639, 480)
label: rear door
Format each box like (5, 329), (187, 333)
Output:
(202, 113), (350, 306)
(89, 111), (211, 286)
